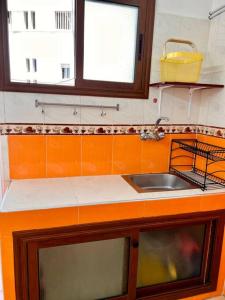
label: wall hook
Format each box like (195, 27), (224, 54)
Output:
(41, 106), (45, 114)
(73, 108), (78, 116)
(101, 109), (106, 117)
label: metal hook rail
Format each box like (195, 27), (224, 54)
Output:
(35, 100), (120, 111)
(209, 4), (225, 20)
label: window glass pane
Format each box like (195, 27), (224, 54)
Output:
(137, 224), (205, 288)
(39, 237), (130, 300)
(7, 0), (75, 85)
(83, 0), (138, 83)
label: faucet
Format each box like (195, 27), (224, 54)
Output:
(140, 117), (170, 141)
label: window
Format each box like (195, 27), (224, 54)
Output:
(32, 58), (37, 72)
(83, 1), (138, 83)
(23, 11), (35, 30)
(55, 11), (72, 30)
(24, 11), (28, 29)
(25, 58), (37, 83)
(61, 64), (70, 80)
(8, 11), (27, 31)
(26, 58), (30, 72)
(31, 11), (35, 30)
(0, 0), (156, 98)
(25, 58), (37, 73)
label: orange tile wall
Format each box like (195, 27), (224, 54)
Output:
(8, 133), (196, 179)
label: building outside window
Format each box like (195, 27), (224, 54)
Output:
(7, 0), (75, 85)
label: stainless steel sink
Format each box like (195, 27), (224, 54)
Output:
(122, 173), (198, 193)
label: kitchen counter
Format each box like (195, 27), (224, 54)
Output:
(2, 175), (225, 212)
(1, 175), (225, 300)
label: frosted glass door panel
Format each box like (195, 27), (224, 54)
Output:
(83, 0), (138, 83)
(137, 224), (205, 288)
(39, 237), (129, 300)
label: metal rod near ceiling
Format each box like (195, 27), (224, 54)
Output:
(209, 4), (225, 19)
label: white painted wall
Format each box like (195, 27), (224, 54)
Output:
(157, 0), (213, 19)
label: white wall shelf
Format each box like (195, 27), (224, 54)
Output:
(150, 82), (224, 119)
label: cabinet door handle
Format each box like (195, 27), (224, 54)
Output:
(132, 240), (139, 248)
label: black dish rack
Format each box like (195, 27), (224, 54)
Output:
(169, 139), (225, 190)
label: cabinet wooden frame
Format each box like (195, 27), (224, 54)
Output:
(13, 210), (225, 300)
(0, 0), (155, 99)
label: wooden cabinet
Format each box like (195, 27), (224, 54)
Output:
(13, 210), (225, 300)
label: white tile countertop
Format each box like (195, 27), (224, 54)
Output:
(1, 175), (225, 212)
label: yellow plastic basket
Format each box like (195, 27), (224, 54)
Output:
(160, 39), (203, 83)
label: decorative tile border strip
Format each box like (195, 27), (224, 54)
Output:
(0, 123), (197, 135)
(197, 125), (225, 138)
(0, 123), (224, 137)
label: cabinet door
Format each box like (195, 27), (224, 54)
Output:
(137, 224), (205, 288)
(38, 237), (130, 300)
(136, 219), (222, 300)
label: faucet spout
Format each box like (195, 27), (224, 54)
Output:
(155, 117), (170, 127)
(140, 117), (170, 141)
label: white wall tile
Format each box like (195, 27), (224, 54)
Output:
(4, 92), (43, 123)
(3, 92), (83, 124)
(198, 0), (225, 127)
(37, 94), (81, 124)
(151, 13), (210, 82)
(80, 96), (144, 125)
(146, 88), (201, 125)
(199, 87), (225, 127)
